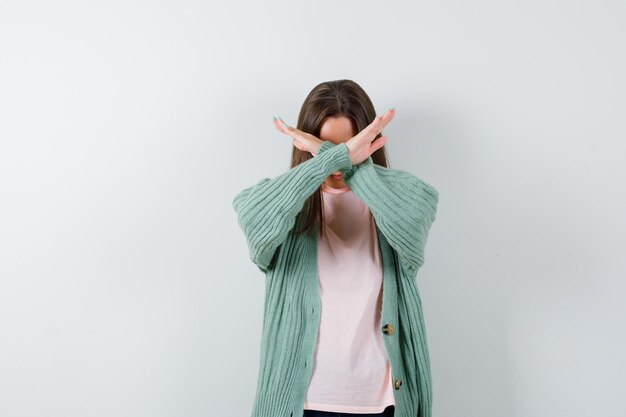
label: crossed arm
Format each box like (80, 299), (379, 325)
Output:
(232, 140), (439, 276)
(232, 142), (352, 273)
(318, 141), (439, 276)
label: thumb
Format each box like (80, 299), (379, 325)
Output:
(293, 139), (305, 151)
(371, 135), (388, 153)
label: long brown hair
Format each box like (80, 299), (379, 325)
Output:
(292, 79), (390, 236)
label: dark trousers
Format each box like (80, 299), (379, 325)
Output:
(303, 405), (394, 417)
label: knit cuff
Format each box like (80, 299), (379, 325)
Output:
(316, 140), (364, 179)
(317, 140), (337, 156)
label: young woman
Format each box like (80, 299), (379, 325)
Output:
(233, 80), (439, 417)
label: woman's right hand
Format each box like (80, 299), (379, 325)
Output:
(344, 108), (394, 165)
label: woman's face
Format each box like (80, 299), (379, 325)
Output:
(319, 116), (354, 189)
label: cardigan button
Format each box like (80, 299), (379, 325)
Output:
(394, 378), (402, 390)
(382, 323), (395, 335)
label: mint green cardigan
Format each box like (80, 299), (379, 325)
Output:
(232, 140), (439, 417)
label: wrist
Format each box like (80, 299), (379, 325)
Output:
(316, 140), (335, 156)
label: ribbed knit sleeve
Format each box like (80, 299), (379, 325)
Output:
(318, 141), (439, 276)
(232, 142), (353, 273)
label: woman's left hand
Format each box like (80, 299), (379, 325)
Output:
(272, 116), (323, 156)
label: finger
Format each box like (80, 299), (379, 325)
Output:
(273, 116), (289, 134)
(274, 115), (292, 132)
(277, 116), (296, 134)
(274, 117), (319, 156)
(272, 117), (283, 133)
(370, 134), (388, 152)
(359, 108), (395, 141)
(280, 120), (305, 142)
(273, 117), (300, 142)
(372, 108), (395, 134)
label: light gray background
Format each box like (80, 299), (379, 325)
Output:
(1, 1), (624, 416)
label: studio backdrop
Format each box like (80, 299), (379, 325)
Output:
(0, 1), (624, 417)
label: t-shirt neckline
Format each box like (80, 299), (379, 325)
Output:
(321, 183), (351, 194)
